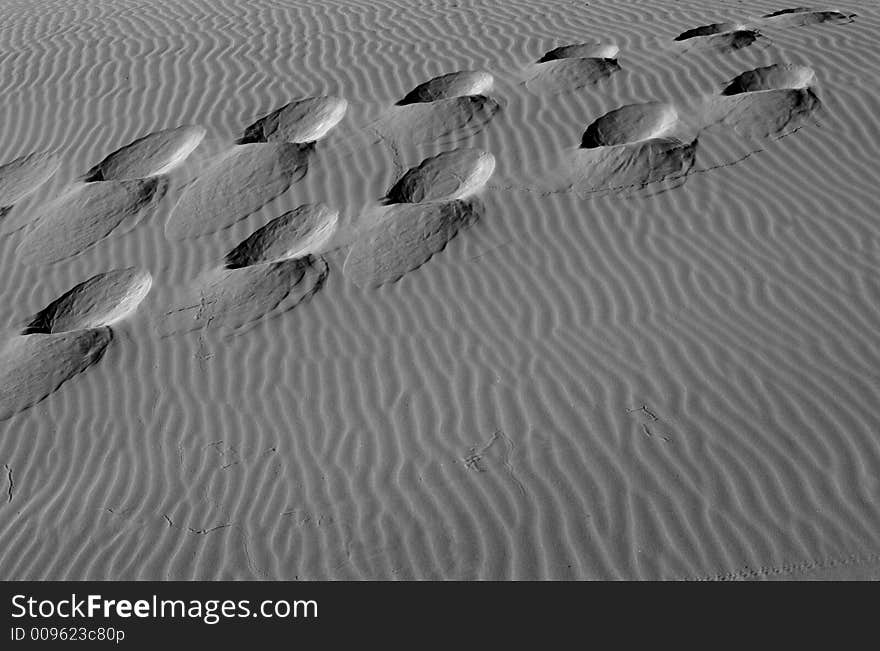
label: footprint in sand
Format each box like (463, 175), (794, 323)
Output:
(164, 142), (311, 239)
(372, 71), (501, 147)
(82, 125), (206, 182)
(1, 267), (152, 421)
(546, 102), (697, 197)
(239, 96), (348, 145)
(0, 151), (61, 214)
(343, 147), (494, 288)
(159, 203), (337, 334)
(703, 63), (821, 139)
(17, 177), (168, 266)
(524, 42), (621, 94)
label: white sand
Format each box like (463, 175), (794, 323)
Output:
(0, 0), (878, 580)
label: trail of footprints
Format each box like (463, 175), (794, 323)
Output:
(0, 6), (855, 420)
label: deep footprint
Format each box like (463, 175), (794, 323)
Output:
(240, 96), (348, 144)
(0, 151), (61, 209)
(82, 125), (206, 181)
(526, 43), (620, 94)
(0, 328), (112, 421)
(17, 178), (167, 266)
(397, 71), (493, 105)
(224, 203), (338, 269)
(165, 142), (311, 239)
(22, 267), (152, 334)
(343, 198), (483, 288)
(385, 148), (495, 204)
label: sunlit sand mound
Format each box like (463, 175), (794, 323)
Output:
(375, 95), (501, 146)
(721, 63), (816, 94)
(385, 149), (495, 204)
(759, 8), (855, 28)
(0, 151), (60, 209)
(159, 256), (328, 334)
(0, 328), (112, 422)
(705, 64), (821, 138)
(240, 96), (348, 144)
(537, 42), (620, 62)
(525, 55), (620, 94)
(22, 268), (152, 335)
(396, 71), (493, 105)
(17, 178), (167, 266)
(224, 203), (338, 269)
(548, 102), (696, 196)
(82, 125), (206, 181)
(343, 198), (483, 288)
(165, 142), (311, 239)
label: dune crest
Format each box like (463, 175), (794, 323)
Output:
(240, 96), (348, 144)
(23, 268), (152, 335)
(83, 125), (206, 181)
(17, 178), (167, 266)
(165, 142), (311, 239)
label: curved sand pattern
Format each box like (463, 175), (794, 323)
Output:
(343, 198), (483, 288)
(159, 256), (328, 334)
(240, 96), (348, 144)
(2, 0), (880, 583)
(22, 268), (152, 335)
(83, 125), (206, 181)
(397, 71), (493, 105)
(165, 142), (311, 239)
(0, 151), (61, 208)
(224, 203), (338, 269)
(0, 328), (112, 422)
(17, 178), (167, 266)
(386, 149), (495, 204)
(760, 8), (855, 28)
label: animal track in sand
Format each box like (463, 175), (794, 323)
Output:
(537, 42), (620, 62)
(240, 96), (348, 144)
(385, 148), (495, 204)
(17, 177), (167, 266)
(22, 267), (152, 334)
(674, 22), (746, 41)
(721, 63), (815, 94)
(759, 8), (855, 28)
(375, 95), (501, 147)
(82, 125), (206, 181)
(165, 142), (311, 239)
(396, 71), (493, 105)
(224, 203), (338, 269)
(0, 151), (60, 209)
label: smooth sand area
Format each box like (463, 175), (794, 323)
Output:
(0, 0), (878, 580)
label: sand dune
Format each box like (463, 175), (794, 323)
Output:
(0, 0), (878, 582)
